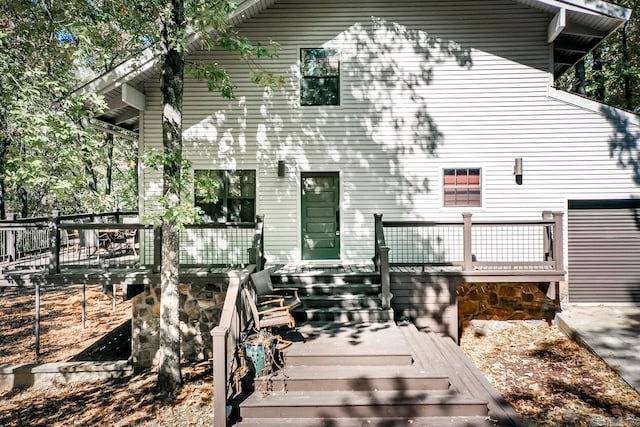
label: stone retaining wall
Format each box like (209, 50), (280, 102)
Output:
(457, 283), (559, 328)
(131, 282), (226, 370)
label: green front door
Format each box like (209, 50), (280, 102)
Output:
(301, 172), (340, 260)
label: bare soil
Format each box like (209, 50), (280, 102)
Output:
(0, 285), (131, 365)
(461, 320), (640, 426)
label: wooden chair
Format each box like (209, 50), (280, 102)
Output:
(242, 287), (295, 330)
(250, 269), (302, 311)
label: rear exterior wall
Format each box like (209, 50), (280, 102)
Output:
(139, 0), (640, 264)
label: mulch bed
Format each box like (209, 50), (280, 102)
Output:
(460, 320), (640, 426)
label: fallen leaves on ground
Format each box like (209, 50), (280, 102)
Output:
(461, 320), (640, 427)
(0, 362), (215, 427)
(0, 285), (131, 365)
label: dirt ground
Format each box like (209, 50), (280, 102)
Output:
(0, 285), (131, 365)
(461, 320), (640, 427)
(1, 288), (640, 426)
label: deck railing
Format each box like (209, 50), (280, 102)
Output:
(382, 212), (564, 273)
(373, 214), (391, 309)
(211, 268), (255, 427)
(1, 211), (266, 275)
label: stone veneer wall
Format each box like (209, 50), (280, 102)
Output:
(457, 283), (559, 328)
(131, 282), (226, 370)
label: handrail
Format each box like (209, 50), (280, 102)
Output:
(373, 214), (391, 309)
(212, 267), (255, 427)
(380, 212), (565, 274)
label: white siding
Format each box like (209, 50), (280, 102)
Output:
(140, 0), (640, 264)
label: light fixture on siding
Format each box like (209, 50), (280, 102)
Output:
(514, 157), (523, 185)
(277, 160), (286, 178)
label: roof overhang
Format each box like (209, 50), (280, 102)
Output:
(513, 0), (630, 78)
(76, 0), (630, 134)
(73, 0), (276, 135)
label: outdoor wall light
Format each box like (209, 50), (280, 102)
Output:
(514, 157), (523, 185)
(277, 160), (286, 178)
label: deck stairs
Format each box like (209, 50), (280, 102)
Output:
(269, 266), (393, 322)
(234, 322), (494, 426)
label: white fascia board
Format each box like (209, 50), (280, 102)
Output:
(548, 8), (566, 43)
(548, 87), (640, 128)
(526, 0), (630, 20)
(554, 0), (630, 20)
(74, 48), (158, 97)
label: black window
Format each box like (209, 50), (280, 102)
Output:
(194, 170), (256, 222)
(300, 48), (340, 106)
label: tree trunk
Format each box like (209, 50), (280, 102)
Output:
(592, 47), (605, 102)
(105, 133), (114, 195)
(575, 59), (586, 96)
(621, 23), (633, 110)
(157, 0), (185, 394)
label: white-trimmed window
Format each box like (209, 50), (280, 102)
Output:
(443, 168), (481, 207)
(300, 48), (340, 106)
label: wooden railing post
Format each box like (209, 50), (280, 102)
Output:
(6, 213), (16, 262)
(373, 214), (382, 271)
(552, 212), (564, 272)
(153, 226), (162, 273)
(212, 325), (229, 427)
(462, 213), (473, 271)
(257, 215), (265, 270)
(542, 211), (553, 261)
(49, 209), (60, 274)
(380, 246), (391, 310)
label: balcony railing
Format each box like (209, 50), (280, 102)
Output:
(0, 211), (266, 276)
(380, 212), (564, 272)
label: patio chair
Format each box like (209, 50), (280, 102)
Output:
(242, 287), (295, 330)
(250, 269), (302, 311)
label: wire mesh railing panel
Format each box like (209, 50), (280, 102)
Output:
(58, 224), (145, 269)
(471, 224), (546, 264)
(383, 223), (464, 265)
(180, 226), (254, 266)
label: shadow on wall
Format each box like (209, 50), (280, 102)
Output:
(183, 14), (473, 217)
(603, 106), (640, 230)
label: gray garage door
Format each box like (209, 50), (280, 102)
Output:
(568, 199), (640, 304)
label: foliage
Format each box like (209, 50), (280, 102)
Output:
(557, 0), (640, 112)
(0, 1), (144, 218)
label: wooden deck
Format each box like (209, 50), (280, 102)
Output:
(235, 321), (522, 426)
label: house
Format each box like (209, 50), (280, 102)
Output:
(76, 0), (639, 322)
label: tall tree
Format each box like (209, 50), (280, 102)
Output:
(157, 0), (186, 392)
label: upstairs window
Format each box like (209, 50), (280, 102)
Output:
(300, 48), (340, 106)
(443, 168), (481, 207)
(194, 170), (256, 222)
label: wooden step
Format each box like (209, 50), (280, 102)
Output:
(301, 294), (382, 309)
(271, 273), (380, 286)
(281, 322), (413, 366)
(255, 365), (451, 392)
(276, 282), (381, 296)
(239, 390), (489, 419)
(235, 416), (494, 426)
(303, 307), (394, 323)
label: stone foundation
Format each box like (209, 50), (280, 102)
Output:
(457, 282), (559, 329)
(131, 282), (226, 370)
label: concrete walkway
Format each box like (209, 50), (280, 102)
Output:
(556, 306), (640, 393)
